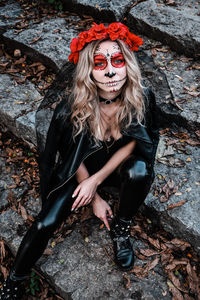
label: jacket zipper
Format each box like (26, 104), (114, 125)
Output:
(46, 145), (103, 200)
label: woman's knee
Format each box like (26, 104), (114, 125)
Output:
(35, 211), (60, 234)
(120, 157), (151, 182)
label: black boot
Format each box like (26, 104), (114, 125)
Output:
(0, 272), (25, 300)
(110, 217), (134, 271)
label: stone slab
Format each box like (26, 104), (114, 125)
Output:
(0, 74), (42, 144)
(150, 49), (200, 129)
(35, 108), (54, 152)
(16, 111), (38, 147)
(0, 0), (23, 34)
(0, 208), (171, 300)
(154, 0), (200, 17)
(127, 0), (200, 58)
(137, 49), (200, 132)
(145, 136), (200, 254)
(3, 17), (81, 71)
(64, 0), (131, 22)
(40, 221), (171, 300)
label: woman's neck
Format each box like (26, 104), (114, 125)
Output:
(98, 90), (121, 101)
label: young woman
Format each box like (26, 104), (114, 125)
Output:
(0, 23), (159, 299)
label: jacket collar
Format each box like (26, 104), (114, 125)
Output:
(122, 120), (153, 144)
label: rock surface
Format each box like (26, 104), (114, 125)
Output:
(0, 74), (42, 146)
(0, 209), (171, 300)
(127, 0), (200, 58)
(63, 0), (131, 22)
(2, 17), (81, 71)
(146, 136), (200, 254)
(0, 0), (22, 34)
(137, 46), (200, 131)
(0, 0), (200, 299)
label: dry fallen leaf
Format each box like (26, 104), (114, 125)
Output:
(166, 238), (191, 251)
(167, 281), (184, 300)
(123, 274), (131, 289)
(148, 237), (161, 250)
(168, 271), (187, 292)
(0, 241), (6, 262)
(165, 0), (176, 6)
(29, 35), (42, 44)
(140, 248), (160, 257)
(19, 203), (28, 221)
(167, 200), (187, 210)
(143, 256), (160, 273)
(0, 265), (9, 280)
(186, 262), (200, 297)
(161, 252), (174, 266)
(165, 259), (188, 271)
(43, 248), (53, 255)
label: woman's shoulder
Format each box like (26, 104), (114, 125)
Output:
(142, 85), (156, 112)
(142, 86), (155, 102)
(53, 94), (73, 120)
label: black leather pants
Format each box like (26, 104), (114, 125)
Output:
(12, 155), (152, 277)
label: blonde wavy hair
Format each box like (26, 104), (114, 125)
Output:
(70, 39), (145, 141)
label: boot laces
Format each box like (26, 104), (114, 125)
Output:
(111, 221), (131, 242)
(0, 280), (22, 300)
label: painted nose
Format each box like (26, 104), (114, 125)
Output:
(105, 72), (116, 78)
(104, 61), (116, 78)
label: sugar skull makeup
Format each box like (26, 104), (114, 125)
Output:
(92, 40), (127, 97)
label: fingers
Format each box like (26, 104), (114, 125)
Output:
(72, 196), (86, 210)
(72, 194), (93, 211)
(102, 215), (110, 231)
(107, 207), (113, 218)
(72, 185), (81, 198)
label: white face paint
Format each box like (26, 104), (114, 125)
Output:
(92, 40), (127, 99)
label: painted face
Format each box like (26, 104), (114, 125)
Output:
(92, 40), (127, 97)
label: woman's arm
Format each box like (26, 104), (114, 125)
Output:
(92, 140), (136, 185)
(75, 163), (113, 230)
(72, 140), (136, 209)
(75, 162), (90, 183)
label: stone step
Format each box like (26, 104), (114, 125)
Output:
(0, 0), (23, 34)
(137, 46), (200, 132)
(0, 74), (42, 147)
(126, 0), (200, 58)
(2, 16), (81, 72)
(0, 209), (172, 300)
(146, 136), (200, 256)
(62, 0), (131, 22)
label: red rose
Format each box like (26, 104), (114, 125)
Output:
(108, 22), (127, 40)
(127, 32), (143, 50)
(85, 31), (96, 43)
(70, 38), (79, 52)
(79, 31), (89, 45)
(69, 52), (79, 64)
(90, 23), (108, 39)
(92, 23), (107, 33)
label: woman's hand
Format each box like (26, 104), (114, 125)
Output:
(92, 193), (113, 231)
(71, 175), (99, 210)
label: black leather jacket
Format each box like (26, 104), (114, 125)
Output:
(39, 88), (159, 202)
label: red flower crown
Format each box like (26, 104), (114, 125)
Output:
(68, 22), (143, 64)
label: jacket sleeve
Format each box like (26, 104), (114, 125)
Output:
(144, 87), (160, 141)
(37, 94), (74, 203)
(143, 87), (160, 168)
(38, 105), (63, 202)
